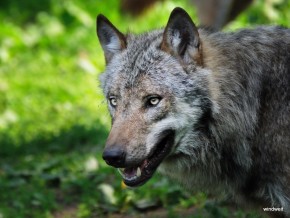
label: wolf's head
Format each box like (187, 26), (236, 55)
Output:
(97, 8), (214, 187)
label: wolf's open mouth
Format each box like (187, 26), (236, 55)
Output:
(118, 130), (175, 187)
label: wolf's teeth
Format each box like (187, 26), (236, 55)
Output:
(137, 167), (141, 177)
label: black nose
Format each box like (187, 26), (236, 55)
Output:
(102, 148), (126, 167)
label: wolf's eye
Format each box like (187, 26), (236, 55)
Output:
(109, 97), (117, 107)
(148, 96), (161, 106)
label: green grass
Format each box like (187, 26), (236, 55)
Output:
(0, 0), (289, 217)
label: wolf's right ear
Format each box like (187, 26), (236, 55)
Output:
(97, 15), (127, 64)
(161, 8), (202, 65)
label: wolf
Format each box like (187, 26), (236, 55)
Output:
(97, 7), (290, 217)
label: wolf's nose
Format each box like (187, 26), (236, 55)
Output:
(102, 148), (126, 167)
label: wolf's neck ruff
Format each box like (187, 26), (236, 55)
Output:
(97, 7), (290, 217)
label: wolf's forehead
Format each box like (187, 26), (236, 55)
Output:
(102, 29), (185, 94)
(112, 31), (167, 80)
(124, 31), (164, 69)
(127, 30), (163, 52)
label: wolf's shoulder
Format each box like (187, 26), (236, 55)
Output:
(202, 25), (290, 44)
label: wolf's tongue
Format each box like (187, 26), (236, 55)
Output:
(124, 167), (137, 178)
(118, 159), (149, 180)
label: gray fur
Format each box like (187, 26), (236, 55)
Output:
(97, 8), (290, 217)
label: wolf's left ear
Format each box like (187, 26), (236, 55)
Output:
(161, 7), (202, 65)
(97, 15), (127, 64)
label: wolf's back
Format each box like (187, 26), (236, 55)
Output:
(202, 26), (290, 213)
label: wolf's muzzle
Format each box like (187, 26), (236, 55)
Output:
(102, 148), (126, 167)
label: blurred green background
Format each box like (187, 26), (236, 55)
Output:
(0, 0), (289, 217)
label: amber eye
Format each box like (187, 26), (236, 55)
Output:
(109, 97), (117, 107)
(148, 96), (161, 106)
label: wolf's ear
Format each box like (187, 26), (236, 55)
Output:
(161, 7), (202, 65)
(97, 15), (127, 64)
